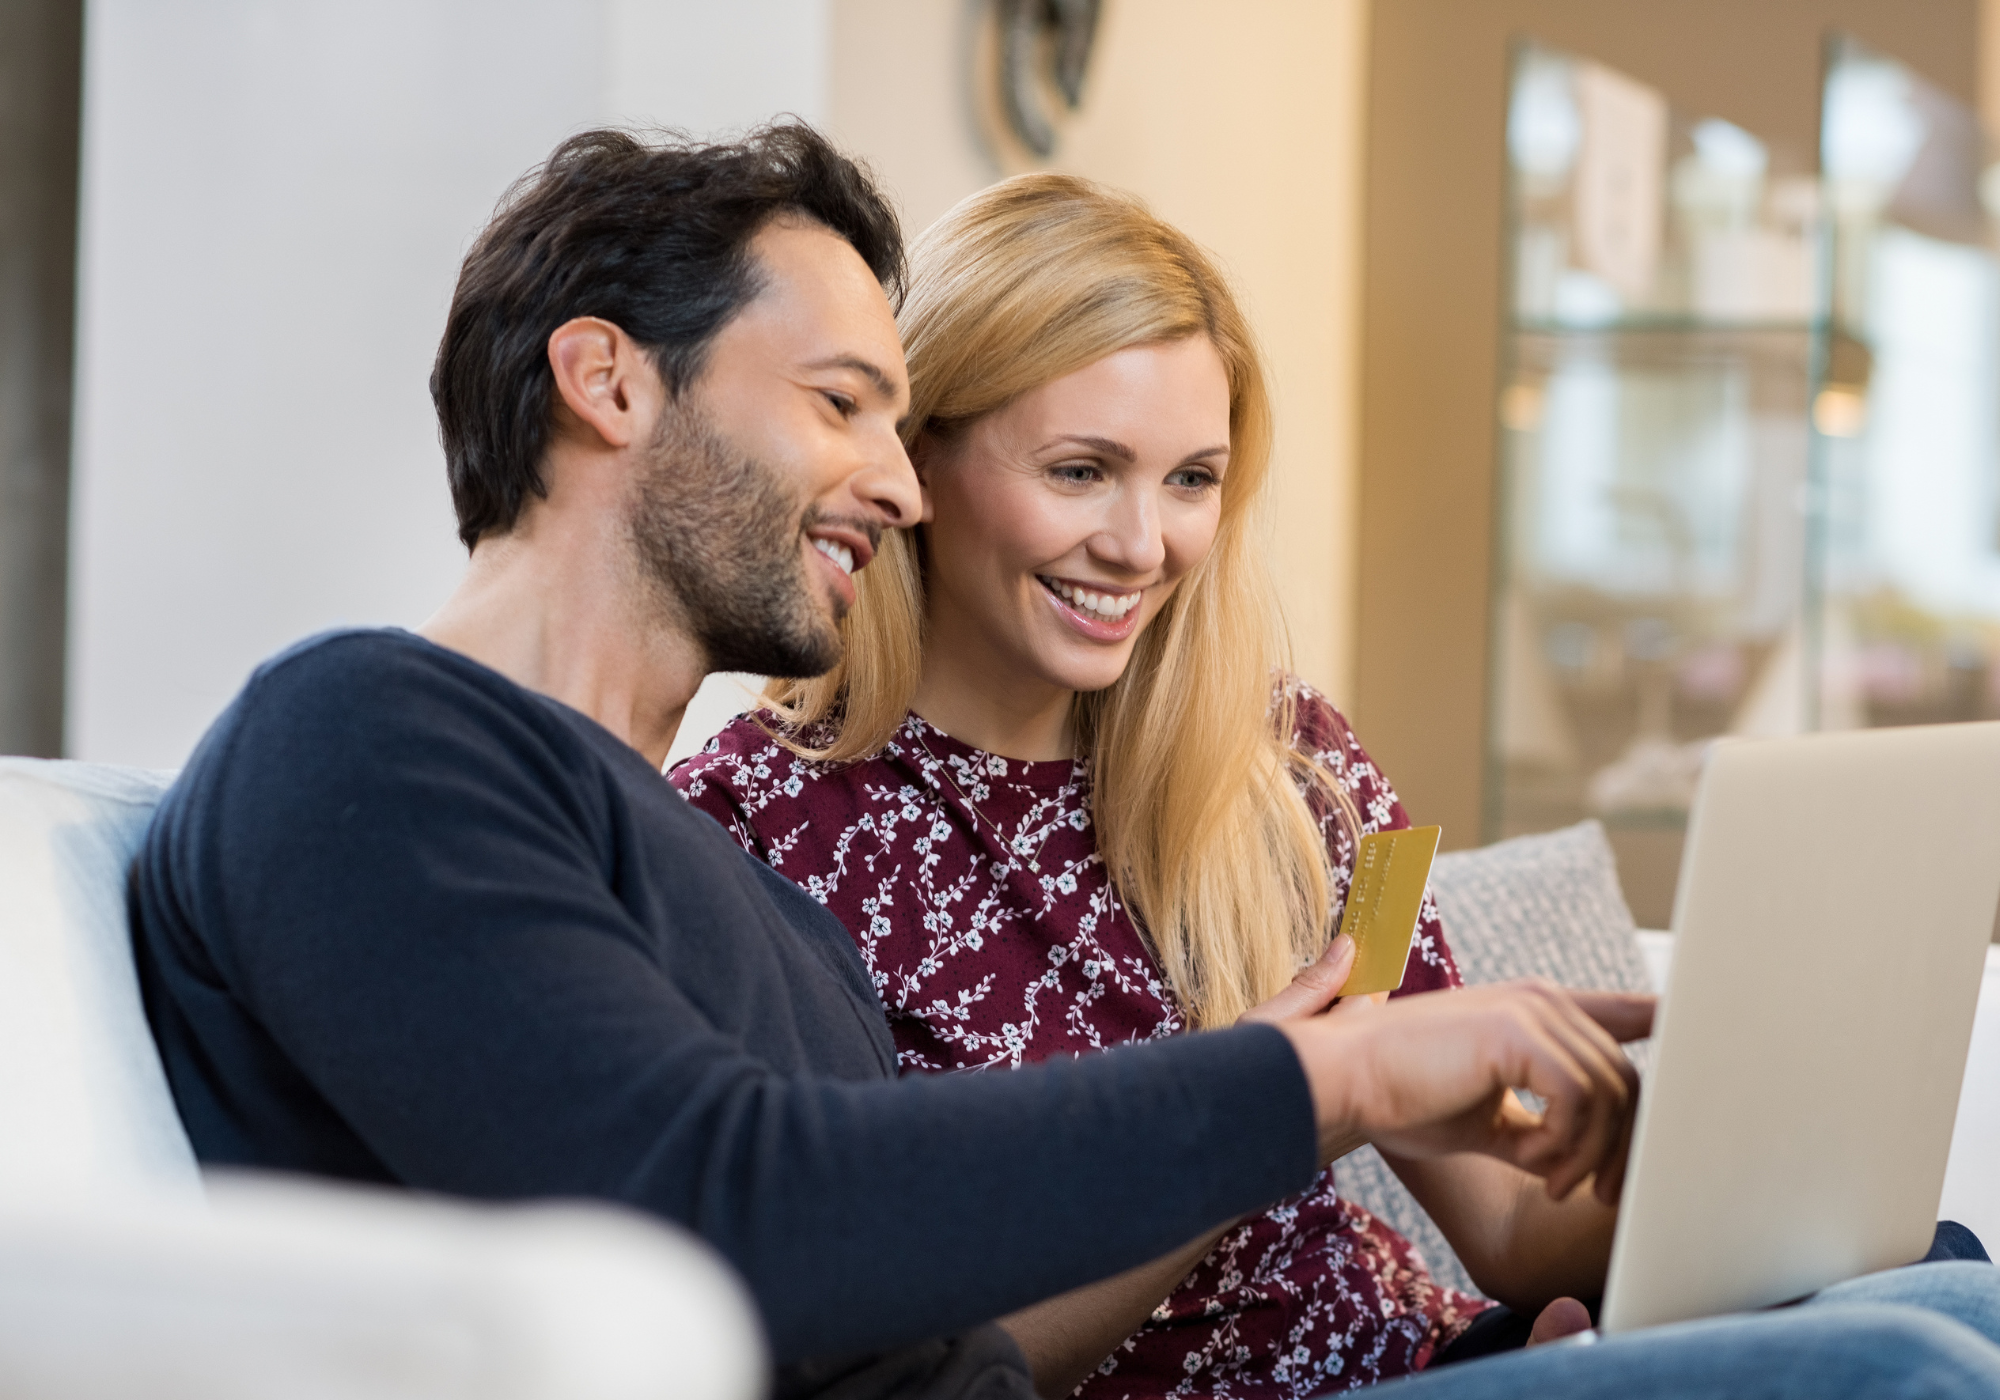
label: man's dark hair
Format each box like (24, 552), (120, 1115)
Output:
(431, 122), (904, 549)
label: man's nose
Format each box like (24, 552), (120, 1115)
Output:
(854, 432), (922, 529)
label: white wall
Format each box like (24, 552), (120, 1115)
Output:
(68, 0), (826, 766)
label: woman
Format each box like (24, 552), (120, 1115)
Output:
(669, 172), (1613, 1398)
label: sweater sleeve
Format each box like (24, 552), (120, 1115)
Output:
(160, 639), (1319, 1363)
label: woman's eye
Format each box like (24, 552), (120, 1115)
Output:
(1049, 462), (1102, 485)
(823, 391), (856, 418)
(1167, 468), (1220, 492)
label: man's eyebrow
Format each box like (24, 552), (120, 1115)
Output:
(806, 354), (902, 402)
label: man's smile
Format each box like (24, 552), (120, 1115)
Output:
(805, 520), (876, 576)
(812, 537), (855, 575)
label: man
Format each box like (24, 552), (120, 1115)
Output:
(131, 124), (1658, 1396)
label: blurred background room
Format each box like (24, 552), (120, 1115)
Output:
(5, 0), (2000, 928)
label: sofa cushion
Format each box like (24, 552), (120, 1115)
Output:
(1335, 820), (1649, 1298)
(0, 759), (198, 1198)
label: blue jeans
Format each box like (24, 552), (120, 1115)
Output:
(1372, 1258), (2000, 1398)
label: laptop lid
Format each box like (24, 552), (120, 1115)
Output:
(1600, 722), (2000, 1334)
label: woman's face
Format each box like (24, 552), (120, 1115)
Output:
(917, 336), (1232, 699)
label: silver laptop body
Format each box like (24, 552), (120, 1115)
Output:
(1600, 722), (2000, 1334)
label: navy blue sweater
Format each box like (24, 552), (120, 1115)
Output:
(131, 630), (1316, 1381)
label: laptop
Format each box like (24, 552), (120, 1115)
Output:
(1598, 721), (2000, 1334)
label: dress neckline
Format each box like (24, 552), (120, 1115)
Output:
(898, 713), (1085, 792)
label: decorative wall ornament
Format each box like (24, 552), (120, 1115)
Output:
(997, 0), (1100, 157)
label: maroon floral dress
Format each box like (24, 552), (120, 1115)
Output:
(670, 686), (1487, 1397)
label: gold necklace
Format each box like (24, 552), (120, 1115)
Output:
(906, 720), (1064, 875)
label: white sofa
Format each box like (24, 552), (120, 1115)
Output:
(0, 758), (765, 1400)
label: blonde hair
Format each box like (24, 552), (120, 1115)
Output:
(767, 173), (1357, 1027)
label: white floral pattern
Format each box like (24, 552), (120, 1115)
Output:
(671, 685), (1486, 1396)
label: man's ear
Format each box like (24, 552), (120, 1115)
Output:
(547, 317), (657, 451)
(907, 429), (944, 524)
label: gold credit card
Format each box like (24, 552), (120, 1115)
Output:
(1335, 825), (1442, 997)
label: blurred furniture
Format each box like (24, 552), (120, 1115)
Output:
(1815, 42), (2000, 753)
(1338, 820), (2000, 1296)
(1489, 43), (1820, 927)
(1488, 37), (2000, 932)
(0, 757), (764, 1400)
(1354, 2), (1979, 888)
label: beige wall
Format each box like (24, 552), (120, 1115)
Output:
(828, 0), (1371, 704)
(1985, 0), (2000, 133)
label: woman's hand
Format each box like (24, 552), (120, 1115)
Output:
(1236, 934), (1358, 1026)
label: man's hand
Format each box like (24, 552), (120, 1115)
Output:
(1279, 980), (1656, 1205)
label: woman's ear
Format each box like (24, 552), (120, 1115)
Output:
(908, 429), (944, 524)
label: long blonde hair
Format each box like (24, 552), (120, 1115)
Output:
(767, 173), (1356, 1027)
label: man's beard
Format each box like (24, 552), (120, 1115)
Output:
(624, 400), (847, 679)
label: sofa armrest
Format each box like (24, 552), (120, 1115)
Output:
(0, 1176), (765, 1400)
(1940, 946), (2000, 1252)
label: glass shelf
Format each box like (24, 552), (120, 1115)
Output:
(1486, 36), (2000, 928)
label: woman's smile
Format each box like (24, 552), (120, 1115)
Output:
(1037, 574), (1145, 639)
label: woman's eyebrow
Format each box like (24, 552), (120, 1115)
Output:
(1041, 434), (1230, 465)
(1040, 432), (1136, 460)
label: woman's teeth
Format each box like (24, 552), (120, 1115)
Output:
(1041, 576), (1139, 621)
(812, 538), (855, 576)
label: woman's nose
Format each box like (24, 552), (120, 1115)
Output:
(1094, 488), (1166, 574)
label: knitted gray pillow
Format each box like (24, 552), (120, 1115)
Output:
(1333, 820), (1652, 1297)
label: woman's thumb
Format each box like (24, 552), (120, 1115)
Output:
(1239, 935), (1356, 1025)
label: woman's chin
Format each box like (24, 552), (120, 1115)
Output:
(1034, 645), (1139, 696)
